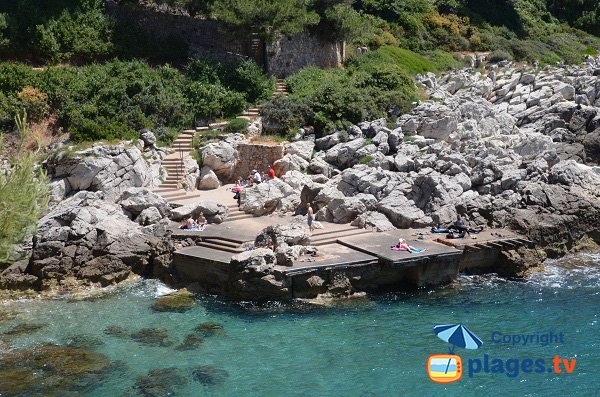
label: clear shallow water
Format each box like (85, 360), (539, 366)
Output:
(0, 253), (599, 397)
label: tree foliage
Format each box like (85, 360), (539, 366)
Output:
(0, 112), (49, 264)
(211, 0), (320, 42)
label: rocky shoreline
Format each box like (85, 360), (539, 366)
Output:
(1, 58), (600, 297)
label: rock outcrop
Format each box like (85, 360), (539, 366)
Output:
(18, 191), (174, 289)
(45, 143), (161, 204)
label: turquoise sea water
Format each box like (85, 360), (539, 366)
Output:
(1, 253), (599, 397)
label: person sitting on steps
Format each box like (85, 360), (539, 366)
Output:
(253, 169), (262, 184)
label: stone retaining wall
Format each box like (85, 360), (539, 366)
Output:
(105, 1), (344, 77)
(233, 143), (285, 181)
(266, 33), (345, 78)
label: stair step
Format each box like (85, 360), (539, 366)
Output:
(202, 238), (241, 249)
(194, 241), (244, 254)
(311, 227), (364, 238)
(311, 229), (371, 245)
(225, 214), (254, 222)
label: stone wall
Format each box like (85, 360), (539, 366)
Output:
(105, 0), (247, 57)
(233, 143), (285, 181)
(105, 1), (344, 77)
(267, 32), (345, 78)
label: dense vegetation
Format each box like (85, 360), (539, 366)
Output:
(0, 0), (598, 141)
(0, 59), (273, 143)
(262, 47), (458, 135)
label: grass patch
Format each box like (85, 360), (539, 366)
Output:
(358, 155), (374, 164)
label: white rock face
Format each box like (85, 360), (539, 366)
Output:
(273, 154), (309, 175)
(197, 166), (221, 190)
(285, 140), (315, 162)
(240, 178), (299, 216)
(200, 142), (238, 181)
(45, 144), (157, 201)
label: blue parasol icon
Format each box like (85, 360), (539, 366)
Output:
(433, 324), (483, 353)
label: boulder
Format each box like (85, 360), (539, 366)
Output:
(351, 211), (396, 231)
(255, 222), (311, 248)
(240, 178), (298, 216)
(45, 144), (157, 200)
(136, 207), (162, 226)
(118, 187), (171, 218)
(27, 191), (173, 288)
(228, 249), (290, 300)
(200, 142), (238, 182)
(308, 157), (335, 178)
(139, 128), (157, 148)
(197, 166), (221, 190)
(285, 140), (315, 162)
(170, 201), (229, 224)
(377, 191), (432, 228)
(272, 154), (309, 175)
(281, 170), (314, 191)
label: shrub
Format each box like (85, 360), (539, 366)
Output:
(224, 118), (249, 134)
(260, 96), (313, 134)
(488, 49), (514, 63)
(16, 87), (48, 122)
(0, 118), (49, 265)
(358, 155), (374, 164)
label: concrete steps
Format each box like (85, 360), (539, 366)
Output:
(311, 227), (373, 247)
(194, 241), (244, 254)
(224, 204), (255, 222)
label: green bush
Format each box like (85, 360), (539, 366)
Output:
(224, 118), (249, 134)
(186, 58), (275, 104)
(260, 96), (313, 135)
(358, 155), (374, 164)
(0, 58), (273, 143)
(0, 118), (49, 264)
(488, 49), (513, 63)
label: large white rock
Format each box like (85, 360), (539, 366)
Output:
(240, 178), (298, 216)
(197, 166), (221, 190)
(200, 142), (238, 181)
(285, 140), (315, 162)
(45, 144), (156, 200)
(273, 154), (309, 176)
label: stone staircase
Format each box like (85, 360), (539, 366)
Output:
(155, 81), (289, 203)
(310, 226), (375, 246)
(274, 79), (288, 97)
(224, 204), (255, 223)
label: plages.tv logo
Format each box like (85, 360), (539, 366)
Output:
(427, 324), (578, 383)
(427, 323), (482, 384)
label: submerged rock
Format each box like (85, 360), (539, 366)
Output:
(103, 325), (128, 337)
(130, 328), (173, 347)
(3, 323), (46, 336)
(175, 333), (204, 351)
(64, 334), (105, 349)
(0, 308), (21, 324)
(124, 367), (187, 397)
(192, 365), (229, 386)
(151, 289), (195, 312)
(0, 345), (112, 397)
(195, 322), (225, 337)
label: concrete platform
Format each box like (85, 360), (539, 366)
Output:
(336, 231), (463, 268)
(283, 243), (378, 275)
